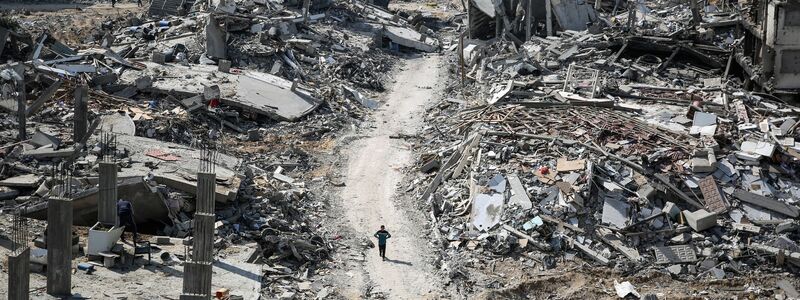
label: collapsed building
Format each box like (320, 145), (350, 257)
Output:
(738, 0), (800, 97)
(409, 0), (800, 297)
(1, 0), (799, 298)
(0, 0), (443, 298)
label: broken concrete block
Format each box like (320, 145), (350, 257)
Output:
(636, 184), (655, 200)
(776, 221), (798, 234)
(663, 201), (680, 219)
(670, 232), (691, 244)
(135, 76), (153, 90)
(30, 130), (61, 149)
(683, 209), (717, 232)
(219, 59), (231, 73)
(741, 140), (776, 157)
(666, 264), (683, 275)
(152, 52), (167, 64)
(90, 73), (119, 86)
(153, 236), (172, 245)
(691, 149), (717, 173)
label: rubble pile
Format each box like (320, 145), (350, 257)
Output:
(411, 0), (800, 296)
(0, 0), (445, 297)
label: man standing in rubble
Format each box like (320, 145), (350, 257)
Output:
(374, 225), (391, 261)
(117, 198), (138, 244)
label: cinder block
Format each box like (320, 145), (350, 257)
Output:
(683, 209), (717, 232)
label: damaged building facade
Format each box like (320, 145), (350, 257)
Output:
(738, 0), (800, 98)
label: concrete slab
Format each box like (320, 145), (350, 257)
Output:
(507, 174), (532, 209)
(383, 26), (438, 52)
(734, 189), (799, 218)
(602, 197), (630, 228)
(488, 174), (506, 193)
(24, 176), (169, 226)
(471, 193), (504, 231)
(0, 174), (43, 188)
(120, 63), (320, 122)
(30, 130), (61, 149)
(550, 0), (597, 31)
(234, 71), (320, 121)
(342, 85), (378, 109)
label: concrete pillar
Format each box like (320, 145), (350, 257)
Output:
(73, 84), (88, 143)
(98, 162), (118, 226)
(46, 197), (72, 297)
(192, 214), (215, 262)
(181, 261), (213, 299)
(196, 172), (216, 214)
(182, 172), (216, 299)
(8, 248), (30, 300)
(193, 172), (216, 263)
(16, 77), (26, 141)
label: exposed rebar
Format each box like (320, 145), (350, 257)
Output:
(11, 208), (29, 253)
(51, 161), (74, 198)
(199, 144), (218, 174)
(100, 131), (118, 162)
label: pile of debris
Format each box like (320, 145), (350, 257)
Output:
(411, 0), (800, 297)
(0, 0), (446, 297)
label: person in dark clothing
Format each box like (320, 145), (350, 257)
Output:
(111, 0), (116, 8)
(117, 198), (138, 244)
(137, 0), (143, 7)
(373, 225), (391, 261)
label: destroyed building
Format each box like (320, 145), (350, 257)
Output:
(737, 0), (800, 98)
(0, 0), (799, 299)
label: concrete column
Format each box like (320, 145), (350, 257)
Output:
(73, 84), (88, 143)
(98, 162), (118, 226)
(180, 261), (213, 299)
(8, 248), (30, 300)
(196, 172), (216, 214)
(192, 214), (215, 262)
(16, 77), (26, 141)
(182, 172), (216, 299)
(193, 172), (216, 263)
(46, 197), (72, 297)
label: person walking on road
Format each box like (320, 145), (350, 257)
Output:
(374, 225), (391, 261)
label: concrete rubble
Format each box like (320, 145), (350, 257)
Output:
(0, 0), (445, 298)
(1, 0), (800, 298)
(404, 0), (800, 297)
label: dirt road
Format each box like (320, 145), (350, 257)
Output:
(338, 54), (442, 299)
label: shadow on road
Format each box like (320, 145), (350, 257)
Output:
(384, 258), (413, 266)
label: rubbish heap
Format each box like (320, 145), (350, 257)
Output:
(411, 0), (800, 296)
(0, 0), (442, 297)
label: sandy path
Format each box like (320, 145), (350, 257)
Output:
(339, 54), (442, 299)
